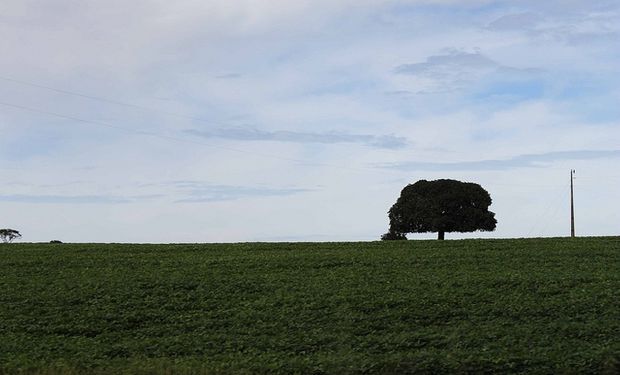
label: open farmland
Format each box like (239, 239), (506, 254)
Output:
(0, 238), (619, 374)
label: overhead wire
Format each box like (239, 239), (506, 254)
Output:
(525, 184), (569, 237)
(540, 185), (571, 237)
(0, 75), (426, 157)
(1, 74), (493, 159)
(0, 75), (228, 126)
(0, 100), (397, 175)
(1, 75), (607, 188)
(0, 97), (590, 188)
(2, 78), (609, 238)
(0, 76), (524, 177)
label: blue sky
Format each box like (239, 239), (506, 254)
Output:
(1, 0), (619, 242)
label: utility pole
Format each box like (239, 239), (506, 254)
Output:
(570, 169), (575, 238)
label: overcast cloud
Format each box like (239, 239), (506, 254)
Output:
(1, 0), (619, 242)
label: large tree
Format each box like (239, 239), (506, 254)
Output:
(387, 179), (496, 240)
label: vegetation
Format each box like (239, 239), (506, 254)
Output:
(387, 179), (496, 240)
(1, 237), (618, 374)
(380, 231), (407, 241)
(0, 229), (21, 243)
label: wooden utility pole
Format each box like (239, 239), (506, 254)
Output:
(570, 169), (575, 238)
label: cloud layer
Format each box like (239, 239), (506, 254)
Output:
(1, 0), (619, 242)
(185, 128), (408, 149)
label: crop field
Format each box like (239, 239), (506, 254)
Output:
(0, 238), (619, 374)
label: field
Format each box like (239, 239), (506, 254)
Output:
(1, 238), (619, 374)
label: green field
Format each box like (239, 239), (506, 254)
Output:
(1, 238), (619, 374)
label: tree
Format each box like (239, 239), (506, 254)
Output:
(0, 229), (22, 243)
(387, 179), (496, 240)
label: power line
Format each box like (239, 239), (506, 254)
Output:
(0, 74), (429, 156)
(4, 98), (604, 185)
(526, 185), (566, 237)
(483, 182), (566, 188)
(536, 185), (570, 237)
(0, 100), (395, 175)
(3, 76), (614, 183)
(0, 75), (227, 126)
(4, 98), (612, 189)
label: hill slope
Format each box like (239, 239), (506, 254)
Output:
(1, 238), (619, 374)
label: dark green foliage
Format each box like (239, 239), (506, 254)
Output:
(381, 231), (407, 240)
(388, 179), (497, 239)
(49, 240), (63, 244)
(0, 228), (21, 243)
(0, 238), (619, 374)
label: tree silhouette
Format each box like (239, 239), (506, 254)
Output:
(0, 229), (22, 243)
(387, 179), (496, 240)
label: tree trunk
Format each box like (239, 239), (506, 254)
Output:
(438, 231), (445, 240)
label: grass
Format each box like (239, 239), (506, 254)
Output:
(0, 237), (619, 374)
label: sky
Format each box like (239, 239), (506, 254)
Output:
(1, 0), (619, 243)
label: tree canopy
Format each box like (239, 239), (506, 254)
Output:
(386, 179), (496, 240)
(0, 229), (21, 243)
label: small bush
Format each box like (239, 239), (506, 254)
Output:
(381, 231), (407, 241)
